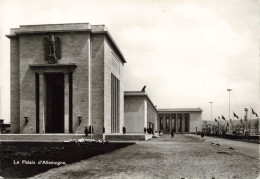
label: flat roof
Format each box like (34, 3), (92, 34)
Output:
(157, 108), (203, 112)
(124, 91), (157, 111)
(6, 23), (126, 63)
(124, 91), (147, 96)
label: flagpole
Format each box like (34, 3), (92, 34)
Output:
(250, 108), (252, 134)
(245, 108), (248, 135)
(218, 116), (220, 133)
(227, 89), (232, 134)
(250, 107), (252, 121)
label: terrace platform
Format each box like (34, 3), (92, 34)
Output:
(0, 134), (102, 142)
(0, 133), (153, 142)
(103, 133), (153, 141)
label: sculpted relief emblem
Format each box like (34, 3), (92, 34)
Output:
(44, 35), (61, 64)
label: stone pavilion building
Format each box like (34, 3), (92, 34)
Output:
(6, 23), (126, 135)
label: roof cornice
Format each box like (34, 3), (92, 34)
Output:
(5, 23), (126, 64)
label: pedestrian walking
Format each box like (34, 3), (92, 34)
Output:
(171, 129), (174, 138)
(201, 131), (205, 138)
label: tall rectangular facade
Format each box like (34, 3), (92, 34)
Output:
(7, 23), (126, 135)
(124, 91), (157, 133)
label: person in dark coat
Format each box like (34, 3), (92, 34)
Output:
(171, 129), (174, 138)
(84, 127), (89, 137)
(201, 131), (205, 138)
(89, 125), (94, 134)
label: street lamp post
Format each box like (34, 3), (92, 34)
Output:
(209, 102), (213, 121)
(227, 89), (232, 134)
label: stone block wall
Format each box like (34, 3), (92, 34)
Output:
(10, 37), (20, 133)
(189, 112), (202, 132)
(91, 34), (104, 134)
(124, 97), (145, 133)
(104, 37), (124, 134)
(16, 32), (90, 133)
(19, 34), (42, 133)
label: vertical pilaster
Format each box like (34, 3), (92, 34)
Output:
(144, 100), (147, 129)
(10, 37), (20, 133)
(117, 79), (120, 133)
(111, 74), (113, 133)
(88, 34), (92, 127)
(115, 78), (118, 133)
(39, 73), (46, 133)
(113, 75), (116, 132)
(64, 73), (69, 133)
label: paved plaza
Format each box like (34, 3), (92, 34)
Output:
(31, 135), (259, 179)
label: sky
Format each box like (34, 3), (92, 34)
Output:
(0, 0), (259, 123)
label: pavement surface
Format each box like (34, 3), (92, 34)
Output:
(31, 134), (260, 179)
(184, 134), (259, 159)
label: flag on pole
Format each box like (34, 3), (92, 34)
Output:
(222, 115), (226, 120)
(252, 108), (258, 117)
(215, 118), (218, 122)
(233, 112), (239, 119)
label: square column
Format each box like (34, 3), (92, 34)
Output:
(175, 113), (177, 132)
(64, 73), (70, 133)
(177, 114), (180, 132)
(39, 73), (46, 133)
(182, 113), (185, 132)
(170, 114), (172, 131)
(163, 114), (166, 129)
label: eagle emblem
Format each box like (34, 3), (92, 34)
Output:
(43, 35), (61, 64)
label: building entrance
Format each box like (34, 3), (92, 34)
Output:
(45, 73), (64, 133)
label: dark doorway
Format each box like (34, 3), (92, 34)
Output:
(46, 73), (64, 133)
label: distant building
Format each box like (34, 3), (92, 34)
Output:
(124, 91), (157, 134)
(157, 108), (203, 133)
(124, 91), (203, 134)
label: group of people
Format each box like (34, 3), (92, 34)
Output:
(169, 129), (205, 139)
